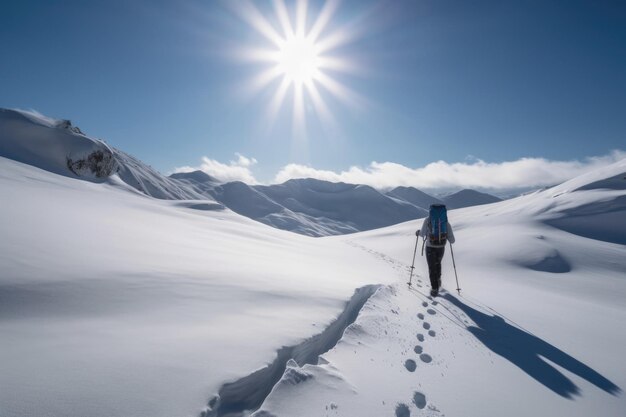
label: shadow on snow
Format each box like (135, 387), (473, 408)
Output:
(443, 294), (621, 399)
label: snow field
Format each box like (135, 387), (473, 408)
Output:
(251, 161), (625, 417)
(1, 108), (624, 416)
(0, 156), (396, 417)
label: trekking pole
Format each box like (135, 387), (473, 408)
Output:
(408, 232), (419, 287)
(450, 243), (461, 293)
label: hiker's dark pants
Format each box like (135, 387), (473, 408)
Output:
(426, 246), (445, 290)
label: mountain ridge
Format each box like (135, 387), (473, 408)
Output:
(0, 108), (503, 236)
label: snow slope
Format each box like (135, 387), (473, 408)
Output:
(247, 159), (626, 417)
(0, 108), (214, 201)
(0, 156), (395, 417)
(2, 154), (623, 417)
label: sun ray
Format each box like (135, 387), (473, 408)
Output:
(266, 76), (291, 128)
(307, 0), (339, 43)
(238, 47), (280, 63)
(315, 27), (356, 55)
(231, 0), (284, 47)
(247, 66), (283, 94)
(317, 56), (356, 74)
(295, 0), (308, 38)
(305, 79), (336, 130)
(273, 0), (294, 39)
(315, 71), (365, 109)
(292, 82), (306, 139)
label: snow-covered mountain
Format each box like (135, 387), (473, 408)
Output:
(172, 177), (502, 236)
(252, 179), (423, 235)
(170, 170), (222, 192)
(386, 186), (503, 212)
(209, 180), (352, 237)
(440, 188), (502, 209)
(0, 108), (503, 236)
(0, 108), (116, 179)
(1, 108), (625, 417)
(168, 173), (427, 236)
(0, 108), (216, 201)
(386, 186), (443, 211)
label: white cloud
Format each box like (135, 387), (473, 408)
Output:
(174, 150), (625, 191)
(274, 150), (626, 191)
(174, 153), (258, 184)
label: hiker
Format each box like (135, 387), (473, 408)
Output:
(416, 204), (455, 296)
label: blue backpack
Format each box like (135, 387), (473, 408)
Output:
(428, 204), (448, 246)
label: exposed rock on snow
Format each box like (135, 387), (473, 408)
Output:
(66, 148), (116, 178)
(0, 108), (118, 180)
(55, 118), (85, 135)
(0, 108), (218, 202)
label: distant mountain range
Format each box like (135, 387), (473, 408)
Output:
(171, 171), (502, 236)
(0, 108), (502, 237)
(439, 188), (503, 209)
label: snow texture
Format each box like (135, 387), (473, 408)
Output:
(1, 108), (625, 417)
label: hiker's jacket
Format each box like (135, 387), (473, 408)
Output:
(420, 218), (455, 248)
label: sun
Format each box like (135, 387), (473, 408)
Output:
(276, 35), (320, 85)
(230, 0), (362, 137)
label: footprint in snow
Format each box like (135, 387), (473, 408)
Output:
(428, 330), (436, 337)
(413, 392), (427, 409)
(404, 359), (417, 372)
(423, 322), (431, 330)
(422, 302), (428, 307)
(432, 300), (439, 306)
(427, 309), (436, 315)
(395, 403), (410, 417)
(420, 354), (432, 363)
(414, 345), (423, 354)
(417, 313), (424, 320)
(416, 333), (425, 342)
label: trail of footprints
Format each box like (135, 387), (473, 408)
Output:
(348, 241), (442, 415)
(348, 241), (420, 282)
(396, 297), (442, 416)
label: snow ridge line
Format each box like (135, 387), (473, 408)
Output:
(200, 284), (381, 417)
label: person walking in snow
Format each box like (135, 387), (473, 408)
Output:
(416, 204), (455, 297)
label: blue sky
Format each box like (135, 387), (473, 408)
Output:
(1, 0), (625, 188)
